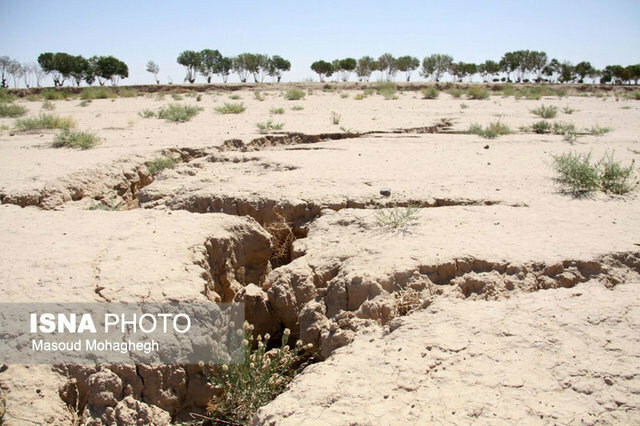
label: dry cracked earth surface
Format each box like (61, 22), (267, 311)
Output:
(0, 85), (639, 425)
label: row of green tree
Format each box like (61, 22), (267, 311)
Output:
(173, 50), (291, 84)
(30, 52), (129, 87)
(310, 51), (640, 84)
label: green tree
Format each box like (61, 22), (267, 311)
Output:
(338, 58), (356, 81)
(69, 55), (88, 86)
(574, 61), (595, 83)
(310, 60), (333, 82)
(377, 53), (397, 81)
(396, 56), (419, 81)
(558, 61), (576, 83)
(199, 49), (222, 83)
(267, 55), (291, 83)
(627, 64), (640, 85)
(529, 51), (548, 81)
(177, 50), (201, 83)
(218, 57), (233, 83)
(146, 60), (160, 84)
(37, 52), (75, 86)
(233, 54), (251, 82)
(542, 58), (561, 83)
(478, 60), (500, 81)
(355, 56), (374, 82)
(420, 54), (453, 82)
(92, 56), (128, 85)
(0, 56), (11, 87)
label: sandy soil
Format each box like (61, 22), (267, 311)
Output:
(0, 85), (639, 424)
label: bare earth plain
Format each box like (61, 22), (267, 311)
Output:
(0, 85), (639, 425)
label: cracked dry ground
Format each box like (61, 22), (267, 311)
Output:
(0, 88), (639, 425)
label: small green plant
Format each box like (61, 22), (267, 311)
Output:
(205, 323), (315, 425)
(340, 92), (349, 99)
(466, 86), (490, 100)
(375, 204), (421, 231)
(117, 87), (138, 98)
(155, 93), (166, 101)
(89, 198), (124, 211)
(354, 93), (368, 100)
(157, 103), (203, 122)
(145, 156), (178, 175)
(254, 90), (265, 101)
(229, 94), (242, 100)
(256, 120), (285, 133)
(291, 105), (304, 111)
(0, 88), (16, 103)
(552, 151), (636, 195)
(138, 109), (156, 118)
(269, 107), (285, 115)
(375, 82), (398, 100)
(171, 93), (183, 101)
(531, 120), (552, 134)
(460, 103), (468, 109)
(585, 125), (611, 136)
(78, 99), (91, 107)
(621, 106), (632, 110)
(41, 100), (55, 111)
(330, 111), (341, 125)
(421, 87), (439, 99)
(531, 104), (558, 119)
(0, 124), (9, 131)
(552, 122), (576, 135)
(562, 106), (576, 114)
(15, 113), (75, 130)
(52, 129), (99, 149)
(284, 88), (305, 100)
(215, 102), (246, 114)
(446, 88), (463, 98)
(41, 89), (73, 101)
(466, 118), (511, 139)
(196, 94), (202, 102)
(0, 103), (27, 117)
(80, 87), (116, 100)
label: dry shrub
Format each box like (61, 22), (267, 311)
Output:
(265, 214), (295, 267)
(395, 289), (424, 316)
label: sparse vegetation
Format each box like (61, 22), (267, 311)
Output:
(269, 107), (285, 115)
(256, 120), (284, 133)
(466, 86), (490, 100)
(80, 87), (116, 100)
(375, 82), (398, 100)
(41, 100), (55, 110)
(171, 93), (183, 101)
(215, 102), (246, 114)
(421, 87), (439, 99)
(552, 151), (636, 195)
(531, 104), (558, 118)
(229, 94), (241, 100)
(375, 204), (421, 231)
(291, 105), (304, 111)
(138, 108), (156, 118)
(284, 88), (305, 100)
(466, 118), (511, 139)
(585, 125), (611, 136)
(15, 113), (75, 130)
(145, 156), (178, 175)
(330, 111), (341, 125)
(52, 129), (99, 149)
(157, 103), (203, 122)
(0, 102), (27, 117)
(254, 90), (265, 101)
(530, 120), (552, 134)
(460, 103), (468, 109)
(41, 89), (72, 101)
(447, 88), (463, 98)
(562, 106), (576, 114)
(340, 92), (349, 99)
(204, 323), (315, 425)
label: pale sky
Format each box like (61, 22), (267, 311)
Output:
(1, 0), (639, 86)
